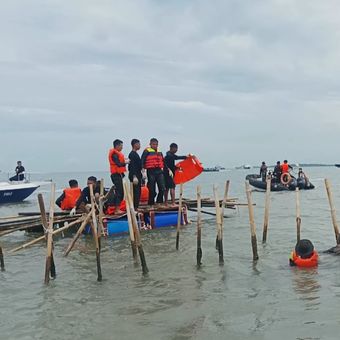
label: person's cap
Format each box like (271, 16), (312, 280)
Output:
(295, 239), (314, 259)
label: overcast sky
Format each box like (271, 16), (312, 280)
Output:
(1, 0), (340, 172)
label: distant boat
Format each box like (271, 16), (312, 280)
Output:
(203, 165), (225, 172)
(335, 164), (340, 168)
(0, 181), (40, 204)
(243, 165), (251, 169)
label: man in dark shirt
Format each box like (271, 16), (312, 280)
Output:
(164, 143), (187, 205)
(128, 139), (142, 209)
(273, 161), (282, 183)
(72, 176), (100, 213)
(9, 161), (25, 181)
(259, 161), (267, 182)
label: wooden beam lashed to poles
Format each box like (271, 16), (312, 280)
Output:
(124, 182), (148, 275)
(262, 176), (271, 243)
(176, 183), (184, 250)
(245, 181), (259, 261)
(0, 246), (5, 271)
(296, 188), (301, 243)
(213, 185), (224, 265)
(89, 184), (102, 282)
(325, 179), (340, 244)
(196, 185), (202, 267)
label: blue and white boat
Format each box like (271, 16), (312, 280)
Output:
(0, 181), (40, 204)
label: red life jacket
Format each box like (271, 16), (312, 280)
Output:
(144, 148), (164, 169)
(61, 187), (82, 210)
(108, 148), (126, 174)
(140, 185), (149, 203)
(105, 200), (127, 215)
(290, 250), (318, 267)
(281, 163), (289, 174)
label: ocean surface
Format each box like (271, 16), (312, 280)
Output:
(1, 167), (340, 340)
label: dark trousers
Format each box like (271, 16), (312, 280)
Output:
(110, 173), (124, 206)
(147, 168), (165, 205)
(129, 175), (142, 209)
(9, 174), (24, 181)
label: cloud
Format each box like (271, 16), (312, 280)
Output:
(1, 0), (340, 172)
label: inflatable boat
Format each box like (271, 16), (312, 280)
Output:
(246, 174), (315, 191)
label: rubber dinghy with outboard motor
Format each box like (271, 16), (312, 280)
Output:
(245, 174), (315, 191)
(0, 181), (40, 204)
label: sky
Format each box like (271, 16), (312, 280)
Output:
(1, 0), (340, 172)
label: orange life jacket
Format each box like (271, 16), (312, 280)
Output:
(281, 163), (289, 174)
(108, 148), (126, 174)
(60, 187), (82, 210)
(290, 250), (318, 267)
(140, 185), (149, 203)
(144, 147), (164, 169)
(105, 200), (127, 215)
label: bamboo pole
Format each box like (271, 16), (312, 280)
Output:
(324, 179), (340, 244)
(296, 188), (301, 243)
(216, 180), (230, 249)
(9, 217), (84, 253)
(196, 185), (202, 266)
(124, 183), (138, 262)
(89, 184), (102, 282)
(98, 179), (105, 239)
(64, 213), (92, 256)
(176, 183), (184, 250)
(245, 181), (259, 261)
(124, 182), (148, 275)
(0, 246), (4, 271)
(40, 183), (56, 284)
(262, 176), (271, 243)
(213, 185), (224, 265)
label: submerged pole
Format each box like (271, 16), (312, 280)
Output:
(296, 188), (301, 243)
(176, 183), (184, 250)
(262, 176), (271, 243)
(324, 179), (340, 244)
(196, 185), (202, 267)
(213, 185), (224, 265)
(245, 181), (259, 261)
(0, 246), (5, 271)
(90, 185), (102, 282)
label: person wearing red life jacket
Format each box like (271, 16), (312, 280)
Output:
(281, 160), (293, 174)
(108, 139), (130, 214)
(141, 138), (166, 206)
(289, 239), (318, 267)
(55, 179), (82, 211)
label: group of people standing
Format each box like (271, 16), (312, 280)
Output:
(56, 138), (188, 214)
(108, 138), (188, 213)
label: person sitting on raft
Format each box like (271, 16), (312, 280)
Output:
(164, 143), (187, 206)
(9, 161), (25, 181)
(55, 179), (81, 211)
(108, 139), (130, 214)
(70, 176), (100, 214)
(259, 161), (267, 182)
(290, 239), (318, 267)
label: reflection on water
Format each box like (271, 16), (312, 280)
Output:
(291, 268), (321, 310)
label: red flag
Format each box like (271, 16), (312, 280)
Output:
(174, 156), (203, 185)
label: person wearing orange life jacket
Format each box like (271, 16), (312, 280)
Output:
(55, 179), (81, 211)
(289, 239), (318, 267)
(280, 160), (293, 185)
(108, 139), (130, 214)
(141, 138), (166, 206)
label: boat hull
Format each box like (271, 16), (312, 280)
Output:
(246, 174), (315, 191)
(0, 182), (39, 204)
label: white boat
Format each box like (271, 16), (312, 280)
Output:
(0, 181), (40, 204)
